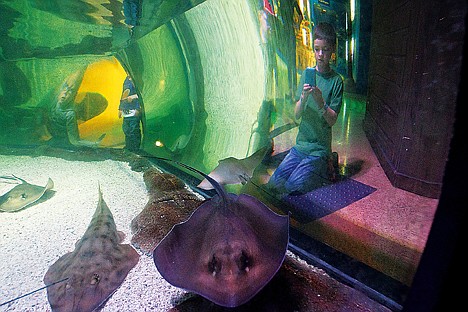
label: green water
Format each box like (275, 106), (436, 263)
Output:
(1, 0), (302, 173)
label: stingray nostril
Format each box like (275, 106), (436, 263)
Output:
(237, 251), (252, 272)
(208, 255), (222, 276)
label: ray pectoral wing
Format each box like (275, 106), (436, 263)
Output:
(153, 200), (216, 286)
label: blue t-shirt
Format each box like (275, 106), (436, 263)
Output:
(119, 77), (140, 118)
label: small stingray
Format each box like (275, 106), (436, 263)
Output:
(0, 175), (54, 212)
(43, 186), (139, 312)
(197, 122), (297, 190)
(197, 145), (272, 190)
(152, 158), (289, 308)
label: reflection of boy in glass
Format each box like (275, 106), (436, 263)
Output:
(45, 69), (105, 148)
(118, 75), (141, 152)
(267, 22), (344, 196)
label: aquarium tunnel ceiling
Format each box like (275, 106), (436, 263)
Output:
(0, 0), (273, 173)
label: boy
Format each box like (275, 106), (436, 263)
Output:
(268, 22), (343, 196)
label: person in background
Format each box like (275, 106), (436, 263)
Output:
(267, 22), (343, 196)
(118, 74), (142, 152)
(44, 68), (105, 148)
(122, 0), (142, 36)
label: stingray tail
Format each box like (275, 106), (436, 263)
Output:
(96, 182), (105, 213)
(144, 156), (228, 203)
(268, 121), (298, 140)
(0, 277), (69, 307)
(1, 175), (27, 184)
(98, 182), (102, 200)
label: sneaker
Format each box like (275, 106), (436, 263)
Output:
(328, 152), (339, 182)
(332, 152), (339, 170)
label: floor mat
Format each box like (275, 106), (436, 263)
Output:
(281, 178), (377, 223)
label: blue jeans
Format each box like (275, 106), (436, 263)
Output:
(268, 147), (329, 196)
(122, 117), (141, 152)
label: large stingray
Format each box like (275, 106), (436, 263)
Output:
(197, 122), (297, 190)
(43, 186), (140, 312)
(152, 158), (289, 308)
(0, 175), (54, 212)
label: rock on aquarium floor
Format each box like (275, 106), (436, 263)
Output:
(0, 154), (185, 311)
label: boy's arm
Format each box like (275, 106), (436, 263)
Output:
(322, 78), (344, 127)
(121, 88), (139, 103)
(121, 88), (130, 100)
(294, 71), (308, 120)
(295, 90), (308, 120)
(321, 104), (338, 126)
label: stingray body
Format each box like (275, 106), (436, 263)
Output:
(152, 158), (289, 308)
(197, 145), (272, 190)
(197, 122), (297, 190)
(0, 176), (54, 212)
(43, 186), (139, 312)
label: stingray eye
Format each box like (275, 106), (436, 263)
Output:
(238, 251), (252, 272)
(208, 255), (222, 276)
(21, 193), (27, 199)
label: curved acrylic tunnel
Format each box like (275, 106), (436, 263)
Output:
(115, 1), (271, 172)
(0, 0), (294, 174)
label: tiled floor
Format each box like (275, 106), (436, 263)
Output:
(332, 93), (438, 253)
(327, 93), (439, 279)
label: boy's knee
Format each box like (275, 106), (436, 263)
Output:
(284, 179), (303, 194)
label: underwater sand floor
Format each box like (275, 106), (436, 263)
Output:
(0, 153), (390, 311)
(0, 155), (186, 311)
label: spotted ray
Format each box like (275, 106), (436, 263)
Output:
(43, 186), (139, 312)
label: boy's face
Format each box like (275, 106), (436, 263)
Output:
(313, 39), (334, 67)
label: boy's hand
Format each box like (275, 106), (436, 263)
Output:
(302, 83), (313, 98)
(302, 84), (324, 107)
(310, 86), (325, 108)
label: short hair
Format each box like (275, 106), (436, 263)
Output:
(312, 22), (337, 47)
